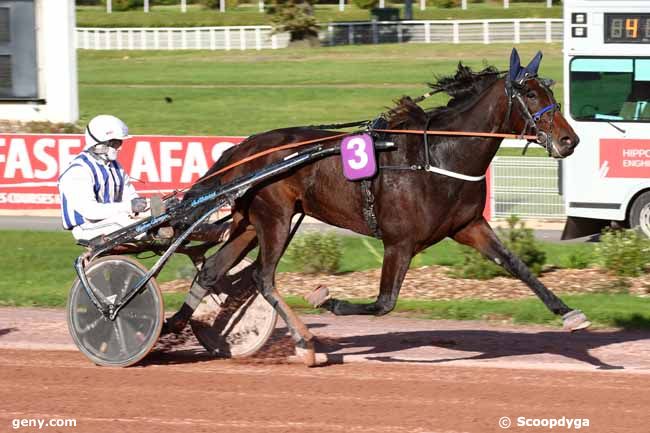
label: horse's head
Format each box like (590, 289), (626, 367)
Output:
(506, 49), (579, 159)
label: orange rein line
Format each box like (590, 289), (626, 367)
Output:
(166, 128), (535, 198)
(166, 132), (352, 197)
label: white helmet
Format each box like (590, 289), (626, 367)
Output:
(84, 115), (130, 150)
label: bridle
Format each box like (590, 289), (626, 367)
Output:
(505, 75), (560, 156)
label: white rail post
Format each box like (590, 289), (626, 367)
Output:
(220, 0), (226, 13)
(379, 0), (385, 7)
(461, 0), (467, 10)
(425, 21), (431, 43)
(167, 29), (173, 50)
(182, 28), (187, 49)
(483, 21), (489, 44)
(397, 22), (403, 43)
(128, 29), (134, 50)
(259, 0), (264, 12)
(545, 19), (552, 43)
(105, 30), (110, 50)
(196, 28), (201, 49)
(142, 30), (147, 49)
(339, 0), (344, 12)
(240, 28), (246, 50)
(328, 23), (333, 46)
(154, 29), (160, 49)
(547, 0), (552, 8)
(453, 21), (460, 43)
(514, 19), (520, 43)
(255, 27), (262, 50)
(144, 0), (149, 13)
(181, 0), (187, 13)
(117, 29), (123, 50)
(225, 28), (231, 50)
(348, 23), (354, 45)
(210, 28), (216, 50)
(271, 33), (278, 49)
(106, 0), (112, 13)
(504, 0), (509, 9)
(83, 29), (89, 49)
(420, 0), (425, 11)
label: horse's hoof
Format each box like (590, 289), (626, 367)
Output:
(562, 309), (591, 332)
(291, 341), (325, 367)
(304, 285), (331, 308)
(161, 317), (187, 335)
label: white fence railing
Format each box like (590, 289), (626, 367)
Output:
(75, 26), (288, 50)
(491, 157), (564, 220)
(75, 18), (563, 50)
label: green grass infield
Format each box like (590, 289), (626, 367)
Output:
(76, 3), (561, 28)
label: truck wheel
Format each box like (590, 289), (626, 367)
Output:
(629, 191), (650, 238)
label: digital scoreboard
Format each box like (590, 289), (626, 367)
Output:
(605, 13), (650, 44)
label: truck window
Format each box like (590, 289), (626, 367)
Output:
(570, 58), (650, 122)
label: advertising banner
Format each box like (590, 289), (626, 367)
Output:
(0, 133), (493, 220)
(0, 134), (244, 210)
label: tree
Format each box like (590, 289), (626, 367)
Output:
(267, 0), (320, 46)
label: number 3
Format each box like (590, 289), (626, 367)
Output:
(346, 137), (369, 170)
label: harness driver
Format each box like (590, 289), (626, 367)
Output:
(58, 114), (148, 241)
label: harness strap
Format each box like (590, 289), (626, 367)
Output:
(360, 179), (382, 239)
(307, 120), (370, 130)
(532, 104), (557, 121)
(425, 165), (486, 182)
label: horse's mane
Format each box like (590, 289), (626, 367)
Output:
(387, 63), (503, 128)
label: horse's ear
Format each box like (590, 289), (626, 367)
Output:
(525, 51), (543, 76)
(508, 48), (521, 82)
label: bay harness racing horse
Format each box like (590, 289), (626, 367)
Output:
(174, 49), (589, 366)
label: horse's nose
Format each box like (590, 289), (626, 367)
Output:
(561, 135), (579, 150)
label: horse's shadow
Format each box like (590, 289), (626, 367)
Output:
(141, 322), (650, 370)
(314, 327), (650, 370)
(0, 328), (18, 338)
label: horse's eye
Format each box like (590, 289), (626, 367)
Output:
(526, 91), (537, 99)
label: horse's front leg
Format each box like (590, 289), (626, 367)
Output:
(453, 218), (590, 331)
(313, 239), (414, 316)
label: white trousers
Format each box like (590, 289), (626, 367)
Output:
(71, 211), (150, 241)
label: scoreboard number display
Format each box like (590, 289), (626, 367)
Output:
(605, 13), (650, 43)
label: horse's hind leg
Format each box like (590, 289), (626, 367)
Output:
(453, 218), (590, 331)
(250, 210), (318, 366)
(318, 239), (414, 316)
(164, 217), (258, 333)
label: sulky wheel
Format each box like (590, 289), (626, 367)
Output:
(67, 256), (164, 367)
(190, 258), (278, 358)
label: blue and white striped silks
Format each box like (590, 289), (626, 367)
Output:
(58, 152), (130, 230)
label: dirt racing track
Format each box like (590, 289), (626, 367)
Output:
(1, 308), (650, 433)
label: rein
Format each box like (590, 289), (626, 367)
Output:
(164, 132), (352, 198)
(165, 127), (537, 199)
(165, 79), (552, 198)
